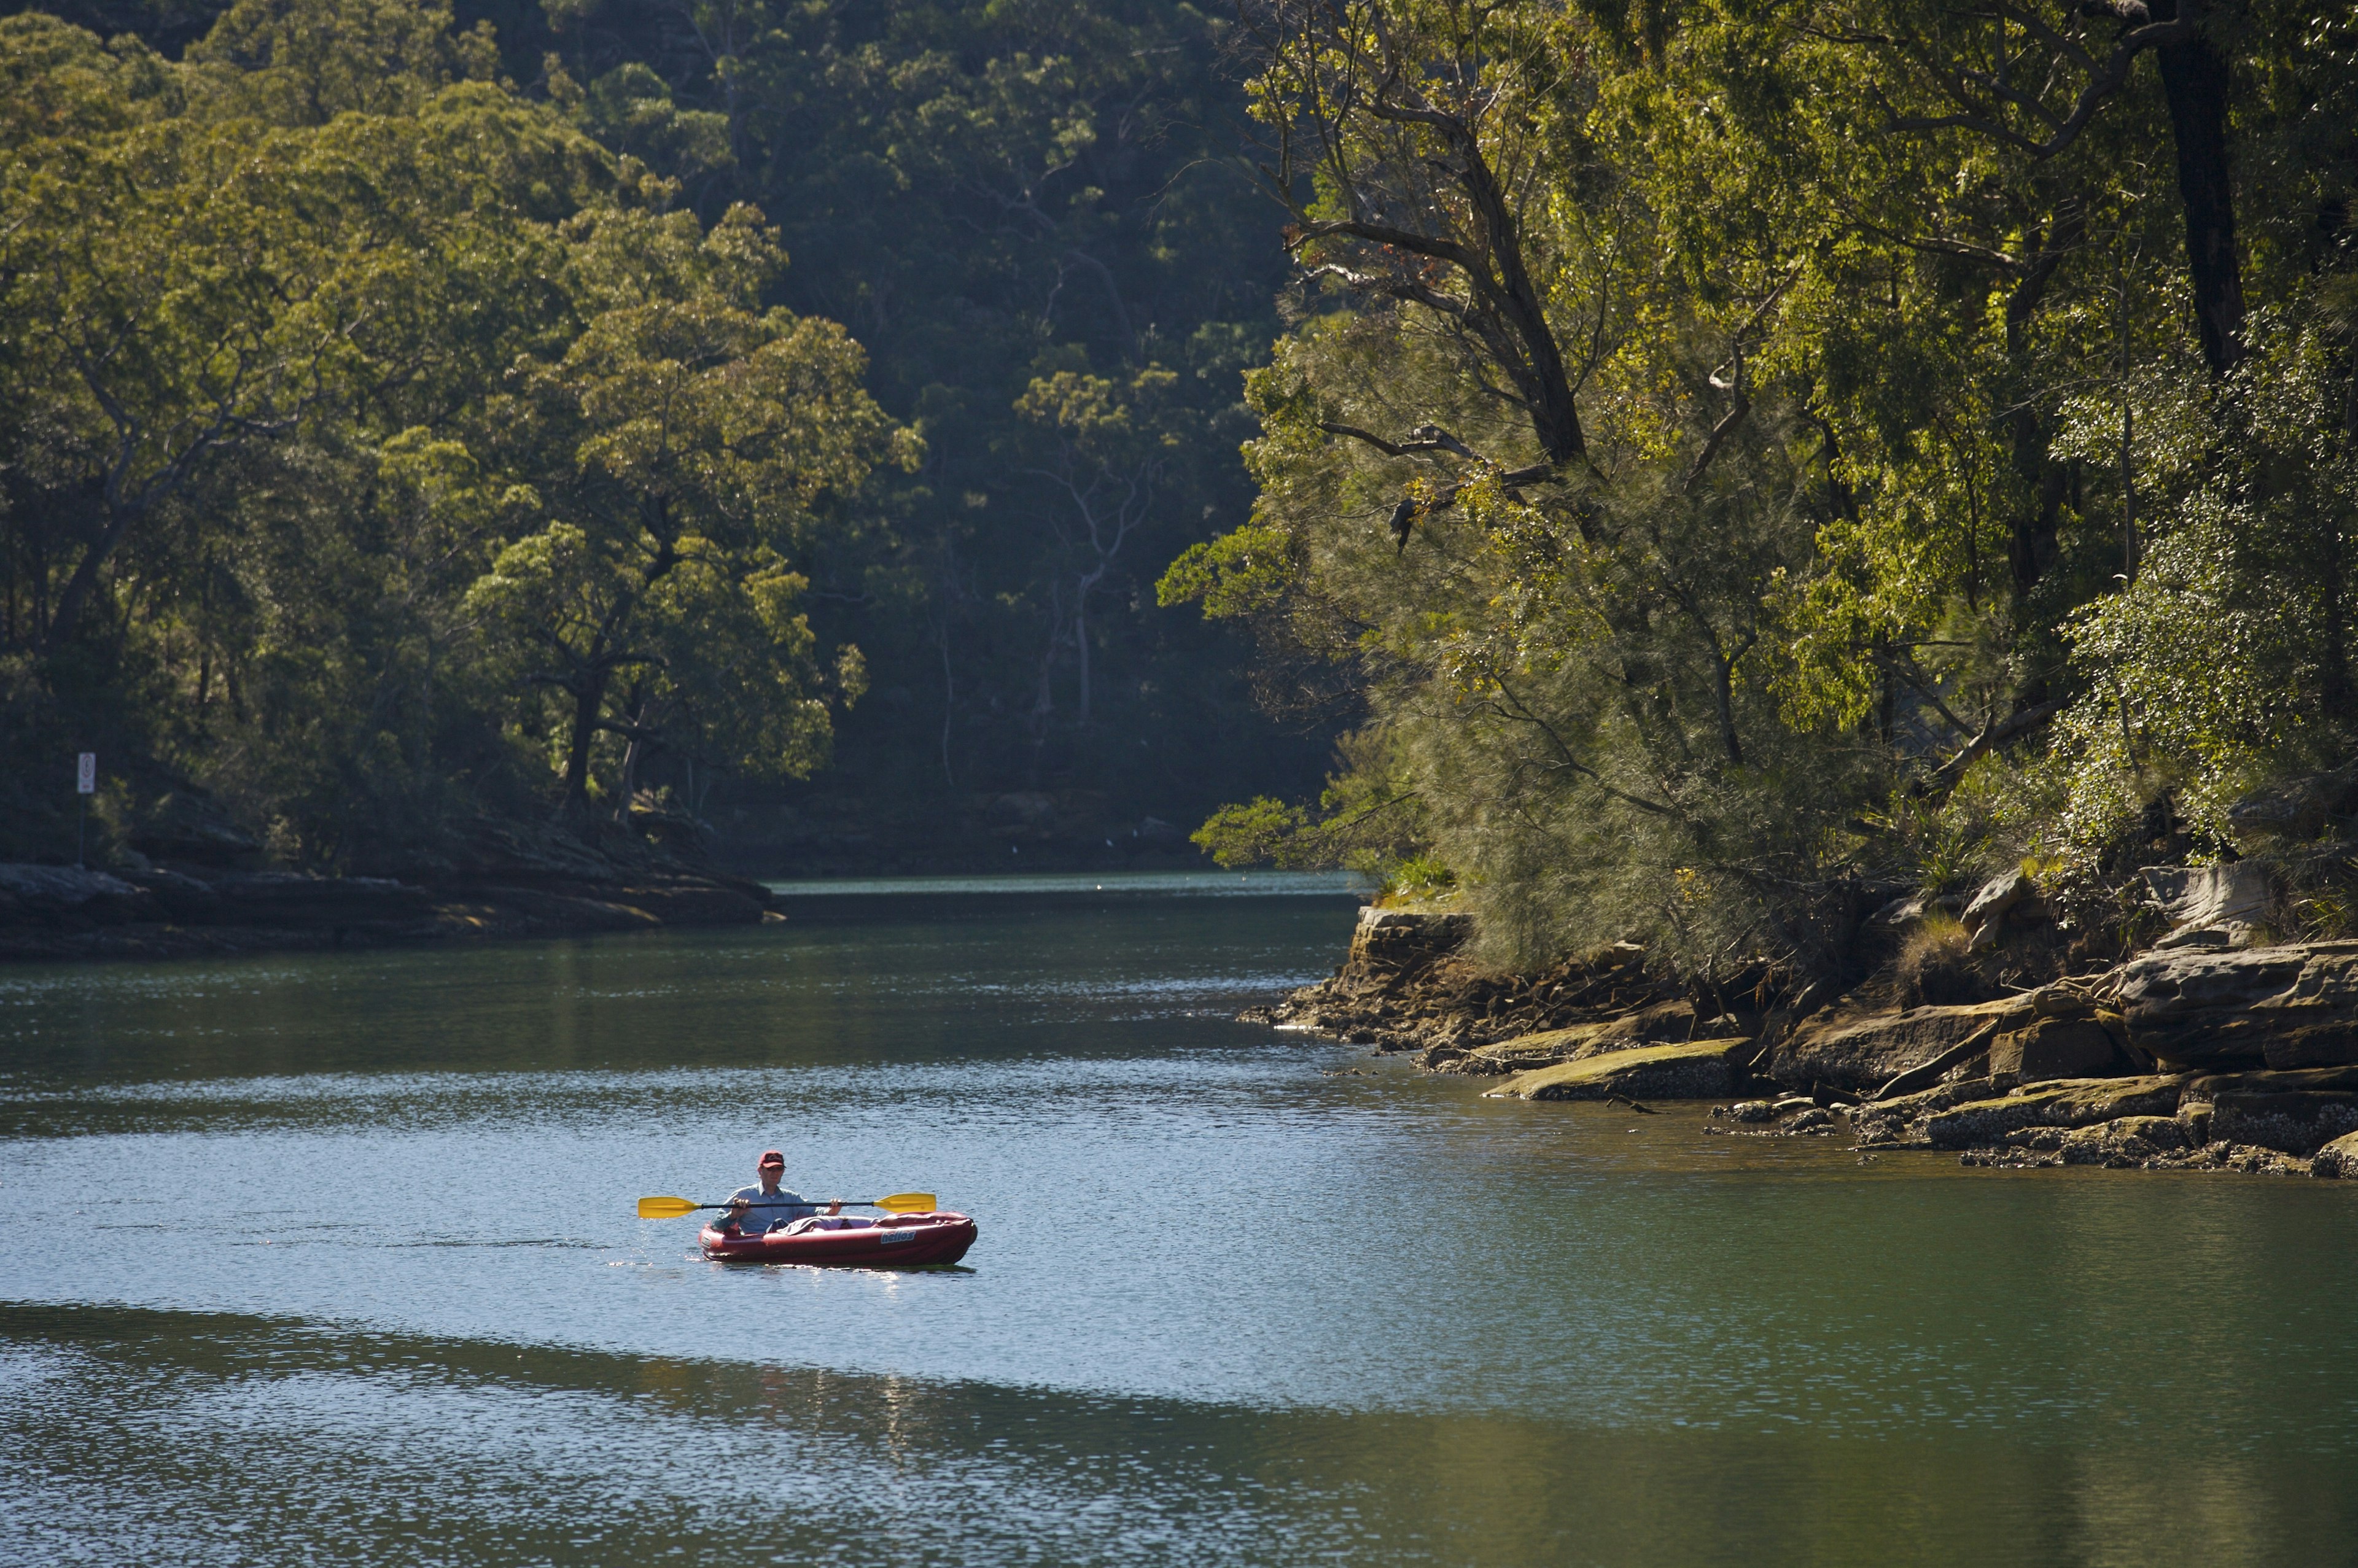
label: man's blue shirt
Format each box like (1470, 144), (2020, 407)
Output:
(726, 1184), (817, 1232)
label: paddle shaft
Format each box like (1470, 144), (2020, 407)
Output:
(637, 1190), (936, 1219)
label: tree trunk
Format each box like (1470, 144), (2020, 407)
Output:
(2152, 6), (2246, 375)
(2006, 412), (2070, 600)
(42, 500), (139, 650)
(1074, 591), (1092, 726)
(937, 617), (956, 786)
(562, 669), (609, 812)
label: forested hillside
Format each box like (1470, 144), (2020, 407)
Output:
(1162, 0), (2358, 988)
(0, 0), (1332, 874)
(11, 0), (2355, 983)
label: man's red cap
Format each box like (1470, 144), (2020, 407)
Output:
(758, 1149), (785, 1167)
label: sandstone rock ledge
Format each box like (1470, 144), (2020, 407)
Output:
(1250, 905), (1683, 1055)
(0, 854), (778, 965)
(1481, 1039), (1754, 1103)
(1259, 891), (2358, 1182)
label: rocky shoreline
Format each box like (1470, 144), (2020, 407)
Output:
(1255, 882), (2358, 1182)
(0, 815), (780, 964)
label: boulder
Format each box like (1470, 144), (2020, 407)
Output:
(2143, 863), (2276, 950)
(1962, 868), (2037, 952)
(1768, 999), (2029, 1094)
(1989, 1017), (2130, 1083)
(2181, 1065), (2358, 1100)
(2118, 942), (2358, 1068)
(1921, 1076), (2188, 1149)
(2311, 1130), (2358, 1179)
(1347, 907), (1473, 977)
(1485, 1039), (1754, 1103)
(2180, 1066), (2358, 1154)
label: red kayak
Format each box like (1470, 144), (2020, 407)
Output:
(698, 1211), (977, 1267)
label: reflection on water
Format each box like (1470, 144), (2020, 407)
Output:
(7, 1302), (2349, 1568)
(2, 885), (2356, 1565)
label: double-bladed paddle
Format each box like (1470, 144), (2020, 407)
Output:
(636, 1192), (937, 1219)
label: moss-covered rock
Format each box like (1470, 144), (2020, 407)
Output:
(1851, 1076), (2001, 1146)
(1922, 1077), (2188, 1149)
(1485, 1039), (1754, 1102)
(1442, 1019), (1631, 1075)
(1439, 1003), (1719, 1076)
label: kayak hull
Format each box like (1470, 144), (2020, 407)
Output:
(698, 1211), (976, 1267)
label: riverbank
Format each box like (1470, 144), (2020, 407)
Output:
(0, 815), (777, 963)
(1257, 882), (2358, 1181)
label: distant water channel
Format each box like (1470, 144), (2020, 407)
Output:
(4, 874), (2356, 1565)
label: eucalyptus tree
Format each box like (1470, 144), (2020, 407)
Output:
(1167, 0), (2358, 971)
(1158, 0), (1873, 969)
(0, 0), (916, 860)
(464, 204), (914, 812)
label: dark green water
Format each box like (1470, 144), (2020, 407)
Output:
(3, 875), (2356, 1566)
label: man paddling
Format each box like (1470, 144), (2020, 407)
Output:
(720, 1149), (842, 1235)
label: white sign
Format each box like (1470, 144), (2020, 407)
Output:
(76, 753), (95, 795)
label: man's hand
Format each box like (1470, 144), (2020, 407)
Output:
(824, 1201), (842, 1216)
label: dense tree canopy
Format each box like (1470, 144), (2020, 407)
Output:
(1162, 0), (2358, 978)
(8, 0), (2353, 961)
(0, 0), (907, 863)
(1, 0), (1339, 866)
(484, 0), (1331, 805)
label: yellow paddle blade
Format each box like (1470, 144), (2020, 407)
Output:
(637, 1195), (703, 1219)
(873, 1192), (938, 1213)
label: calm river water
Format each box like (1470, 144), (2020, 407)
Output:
(4, 874), (2356, 1566)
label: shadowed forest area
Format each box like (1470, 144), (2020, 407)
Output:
(0, 0), (1334, 878)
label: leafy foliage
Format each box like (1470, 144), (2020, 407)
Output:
(0, 1), (900, 861)
(522, 0), (1337, 809)
(1163, 0), (2358, 978)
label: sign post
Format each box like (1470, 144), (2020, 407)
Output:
(75, 753), (95, 869)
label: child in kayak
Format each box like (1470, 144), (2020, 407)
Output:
(719, 1149), (843, 1235)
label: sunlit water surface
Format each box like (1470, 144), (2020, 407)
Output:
(3, 877), (2355, 1565)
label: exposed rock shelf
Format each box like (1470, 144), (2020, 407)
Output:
(1254, 887), (2358, 1183)
(1479, 1039), (1753, 1103)
(0, 829), (778, 964)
